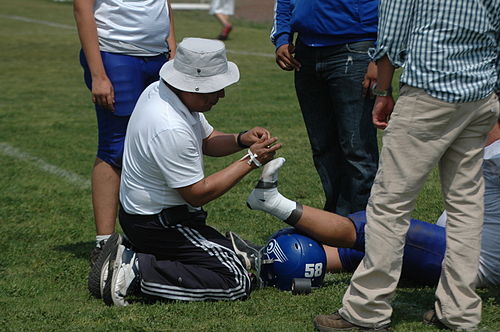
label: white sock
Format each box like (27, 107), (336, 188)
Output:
(247, 158), (296, 220)
(247, 188), (296, 220)
(96, 234), (112, 248)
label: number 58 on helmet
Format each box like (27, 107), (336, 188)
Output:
(259, 228), (327, 294)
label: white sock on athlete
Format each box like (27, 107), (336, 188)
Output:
(247, 158), (297, 221)
(96, 234), (112, 248)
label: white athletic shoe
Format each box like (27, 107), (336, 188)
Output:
(103, 244), (139, 307)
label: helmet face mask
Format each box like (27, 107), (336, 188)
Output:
(259, 228), (327, 291)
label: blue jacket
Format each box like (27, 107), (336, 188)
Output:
(271, 0), (378, 49)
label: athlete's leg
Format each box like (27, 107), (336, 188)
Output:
(247, 158), (356, 248)
(324, 246), (344, 273)
(92, 158), (120, 235)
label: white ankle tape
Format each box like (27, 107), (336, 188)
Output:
(240, 149), (262, 167)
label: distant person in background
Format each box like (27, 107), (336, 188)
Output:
(210, 0), (234, 40)
(271, 0), (379, 217)
(73, 0), (176, 274)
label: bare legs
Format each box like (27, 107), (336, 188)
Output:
(213, 13), (232, 40)
(214, 13), (231, 28)
(92, 157), (120, 236)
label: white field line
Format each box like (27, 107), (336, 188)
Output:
(0, 143), (91, 190)
(0, 14), (275, 58)
(0, 14), (76, 30)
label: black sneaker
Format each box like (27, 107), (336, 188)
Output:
(226, 231), (262, 271)
(89, 242), (104, 268)
(87, 233), (122, 299)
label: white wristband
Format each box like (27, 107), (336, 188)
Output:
(240, 149), (262, 167)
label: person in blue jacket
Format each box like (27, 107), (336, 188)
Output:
(271, 0), (379, 216)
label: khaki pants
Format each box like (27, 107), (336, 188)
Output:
(339, 86), (499, 330)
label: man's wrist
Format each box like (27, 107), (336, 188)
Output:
(237, 130), (249, 149)
(372, 84), (393, 97)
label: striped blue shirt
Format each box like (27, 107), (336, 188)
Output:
(372, 0), (500, 103)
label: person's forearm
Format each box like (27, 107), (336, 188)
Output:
(166, 1), (176, 58)
(179, 158), (255, 207)
(203, 131), (241, 157)
(73, 0), (106, 80)
(375, 55), (396, 90)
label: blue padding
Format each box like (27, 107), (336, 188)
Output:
(338, 211), (446, 285)
(338, 247), (364, 272)
(80, 50), (166, 167)
(348, 210), (367, 251)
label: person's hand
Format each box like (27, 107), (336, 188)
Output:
(91, 76), (115, 111)
(240, 127), (271, 146)
(363, 62), (377, 98)
(372, 96), (395, 129)
(249, 136), (282, 166)
(275, 44), (301, 71)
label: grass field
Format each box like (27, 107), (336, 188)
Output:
(0, 0), (498, 331)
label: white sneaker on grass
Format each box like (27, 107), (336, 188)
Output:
(102, 243), (139, 306)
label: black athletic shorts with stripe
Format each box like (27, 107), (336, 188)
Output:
(119, 206), (252, 302)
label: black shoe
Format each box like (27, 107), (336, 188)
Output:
(226, 231), (262, 271)
(89, 241), (104, 268)
(87, 233), (123, 299)
(423, 310), (450, 330)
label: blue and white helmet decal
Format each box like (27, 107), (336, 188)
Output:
(265, 238), (288, 263)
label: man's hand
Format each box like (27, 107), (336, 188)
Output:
(91, 76), (115, 111)
(275, 44), (301, 71)
(363, 62), (377, 98)
(249, 136), (282, 166)
(240, 127), (271, 147)
(372, 96), (395, 129)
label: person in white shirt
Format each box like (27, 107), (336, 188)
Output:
(93, 38), (283, 307)
(73, 0), (176, 271)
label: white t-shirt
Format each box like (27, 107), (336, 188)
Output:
(120, 81), (214, 214)
(94, 0), (170, 56)
(436, 139), (500, 287)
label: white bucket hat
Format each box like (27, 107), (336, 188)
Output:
(160, 38), (240, 93)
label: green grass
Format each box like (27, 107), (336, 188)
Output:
(0, 1), (498, 331)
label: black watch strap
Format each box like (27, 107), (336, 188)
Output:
(237, 130), (249, 148)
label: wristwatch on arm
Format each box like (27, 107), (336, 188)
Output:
(371, 83), (393, 97)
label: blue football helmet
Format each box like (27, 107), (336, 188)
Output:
(260, 228), (327, 291)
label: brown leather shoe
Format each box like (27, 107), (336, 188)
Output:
(313, 312), (391, 331)
(423, 310), (450, 330)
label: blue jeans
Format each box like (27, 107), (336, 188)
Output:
(294, 40), (379, 215)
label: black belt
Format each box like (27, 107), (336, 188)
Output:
(157, 205), (207, 227)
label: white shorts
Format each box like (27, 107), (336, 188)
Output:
(209, 0), (234, 15)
